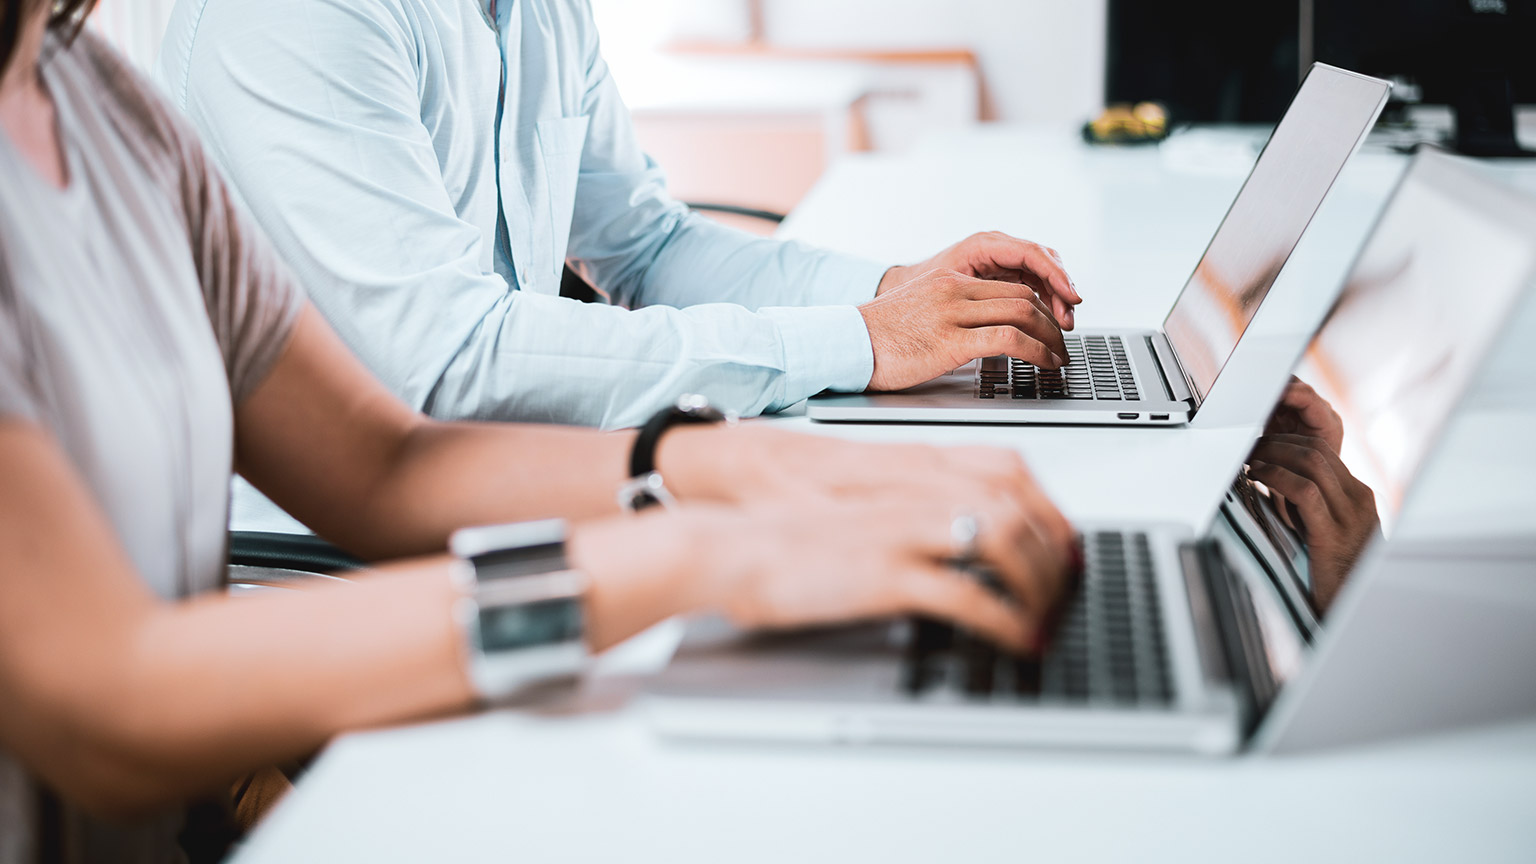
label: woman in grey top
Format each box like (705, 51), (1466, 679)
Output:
(0, 2), (1076, 861)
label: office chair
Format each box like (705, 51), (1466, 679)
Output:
(683, 201), (787, 225)
(227, 531), (361, 592)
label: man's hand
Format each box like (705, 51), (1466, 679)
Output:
(1247, 433), (1379, 611)
(878, 231), (1082, 330)
(860, 269), (1071, 392)
(1264, 377), (1344, 453)
(1256, 376), (1347, 534)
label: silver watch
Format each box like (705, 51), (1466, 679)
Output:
(450, 519), (589, 701)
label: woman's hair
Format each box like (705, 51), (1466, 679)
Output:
(1, 0), (97, 77)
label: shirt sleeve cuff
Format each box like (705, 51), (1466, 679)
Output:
(760, 304), (874, 402)
(807, 248), (889, 307)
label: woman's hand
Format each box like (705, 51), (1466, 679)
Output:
(574, 487), (1077, 655)
(659, 423), (1071, 541)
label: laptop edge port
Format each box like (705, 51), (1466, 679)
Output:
(1151, 413), (1170, 421)
(1117, 412), (1138, 420)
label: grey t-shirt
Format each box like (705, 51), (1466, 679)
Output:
(0, 30), (302, 864)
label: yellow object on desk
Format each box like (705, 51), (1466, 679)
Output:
(1083, 101), (1170, 145)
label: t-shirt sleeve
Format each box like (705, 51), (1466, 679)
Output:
(79, 32), (305, 405)
(0, 269), (39, 423)
(176, 120), (305, 404)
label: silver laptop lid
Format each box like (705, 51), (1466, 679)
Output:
(1161, 64), (1391, 404)
(1212, 149), (1536, 676)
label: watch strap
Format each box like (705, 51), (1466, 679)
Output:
(628, 394), (727, 478)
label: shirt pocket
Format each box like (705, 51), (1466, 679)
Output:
(536, 115), (591, 277)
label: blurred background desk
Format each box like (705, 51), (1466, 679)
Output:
(231, 126), (1536, 863)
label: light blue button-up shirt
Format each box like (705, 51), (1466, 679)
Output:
(156, 0), (886, 429)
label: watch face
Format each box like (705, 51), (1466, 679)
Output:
(479, 598), (584, 652)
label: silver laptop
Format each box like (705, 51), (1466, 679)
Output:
(646, 151), (1536, 755)
(807, 64), (1391, 427)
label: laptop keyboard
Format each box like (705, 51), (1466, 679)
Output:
(901, 531), (1174, 706)
(975, 335), (1140, 401)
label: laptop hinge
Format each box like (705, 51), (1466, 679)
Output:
(1146, 334), (1198, 409)
(1182, 539), (1279, 739)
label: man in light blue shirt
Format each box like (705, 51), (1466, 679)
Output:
(156, 0), (1080, 430)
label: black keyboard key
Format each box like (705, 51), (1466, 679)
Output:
(1012, 657), (1042, 695)
(902, 617), (954, 695)
(959, 634), (997, 695)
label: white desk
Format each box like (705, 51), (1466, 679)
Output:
(232, 127), (1536, 864)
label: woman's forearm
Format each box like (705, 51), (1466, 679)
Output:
(14, 517), (720, 818)
(25, 560), (472, 817)
(234, 307), (751, 560)
(347, 420), (638, 557)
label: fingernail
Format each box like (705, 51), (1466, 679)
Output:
(1248, 460), (1268, 471)
(1068, 542), (1085, 576)
(1051, 352), (1065, 366)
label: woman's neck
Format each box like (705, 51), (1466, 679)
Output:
(0, 9), (69, 190)
(0, 7), (47, 100)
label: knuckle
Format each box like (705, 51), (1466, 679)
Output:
(1297, 483), (1325, 508)
(1301, 448), (1328, 472)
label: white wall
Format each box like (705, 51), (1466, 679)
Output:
(596, 0), (1107, 125)
(764, 0), (1106, 124)
(88, 0), (176, 70)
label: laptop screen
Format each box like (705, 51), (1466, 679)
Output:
(1217, 151), (1536, 624)
(1161, 65), (1390, 403)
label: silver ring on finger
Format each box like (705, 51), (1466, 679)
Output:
(949, 512), (981, 570)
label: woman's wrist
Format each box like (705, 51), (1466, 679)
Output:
(652, 423), (743, 503)
(568, 510), (727, 651)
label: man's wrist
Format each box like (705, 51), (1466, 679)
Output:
(760, 305), (875, 397)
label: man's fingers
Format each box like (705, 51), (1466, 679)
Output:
(1249, 435), (1354, 520)
(898, 565), (1037, 654)
(958, 296), (1052, 330)
(1271, 379), (1343, 451)
(963, 276), (1054, 306)
(1255, 434), (1350, 483)
(967, 326), (1064, 369)
(961, 276), (1075, 330)
(959, 292), (1067, 359)
(1053, 296), (1076, 331)
(1247, 460), (1333, 534)
(968, 233), (1082, 306)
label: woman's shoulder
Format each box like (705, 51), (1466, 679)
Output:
(52, 30), (197, 174)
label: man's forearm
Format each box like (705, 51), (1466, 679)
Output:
(425, 290), (872, 430)
(610, 210), (887, 312)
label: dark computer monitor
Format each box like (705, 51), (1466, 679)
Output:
(1105, 0), (1301, 124)
(1106, 0), (1535, 156)
(1313, 0), (1536, 157)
